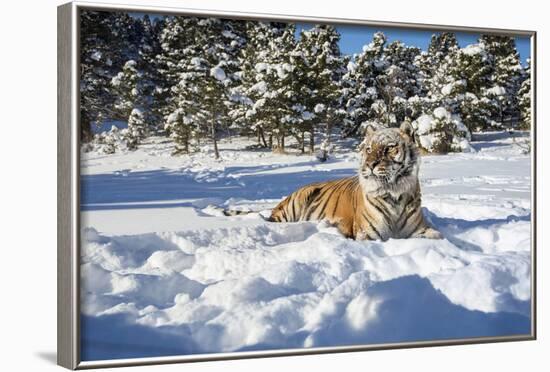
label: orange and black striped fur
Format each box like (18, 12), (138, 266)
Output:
(269, 122), (442, 241)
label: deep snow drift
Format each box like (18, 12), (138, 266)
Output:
(80, 131), (532, 360)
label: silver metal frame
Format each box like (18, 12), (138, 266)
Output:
(57, 1), (537, 369)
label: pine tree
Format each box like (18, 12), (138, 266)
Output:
(451, 43), (495, 131)
(518, 59), (531, 129)
(423, 40), (494, 132)
(110, 60), (148, 148)
(155, 16), (201, 153)
(154, 16), (188, 141)
(80, 10), (146, 142)
(293, 24), (345, 152)
(412, 107), (472, 153)
(163, 17), (245, 158)
(238, 22), (298, 152)
(417, 32), (459, 99)
(228, 21), (275, 148)
(377, 41), (422, 125)
(126, 108), (146, 149)
(136, 14), (164, 131)
(264, 23), (299, 153)
(111, 60), (139, 117)
(341, 32), (387, 136)
(479, 35), (523, 126)
(80, 11), (130, 141)
(410, 33), (481, 151)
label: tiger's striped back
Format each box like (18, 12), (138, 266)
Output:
(270, 176), (429, 240)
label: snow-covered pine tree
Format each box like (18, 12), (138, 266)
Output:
(293, 24), (345, 152)
(165, 17), (245, 158)
(412, 107), (473, 153)
(266, 23), (300, 153)
(479, 35), (523, 127)
(410, 33), (482, 153)
(80, 10), (140, 141)
(422, 38), (494, 133)
(428, 33), (460, 66)
(111, 60), (139, 116)
(518, 59), (531, 129)
(136, 14), (164, 131)
(155, 16), (196, 152)
(228, 21), (276, 148)
(417, 32), (459, 100)
(451, 43), (495, 131)
(239, 22), (298, 152)
(126, 108), (146, 149)
(110, 60), (148, 149)
(341, 32), (387, 136)
(377, 41), (422, 125)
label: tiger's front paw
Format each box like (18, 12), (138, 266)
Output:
(413, 227), (443, 239)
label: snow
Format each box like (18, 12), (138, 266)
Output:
(487, 86), (507, 96)
(222, 30), (237, 39)
(301, 111), (314, 120)
(415, 114), (434, 135)
(275, 64), (292, 79)
(80, 131), (531, 360)
(412, 108), (472, 153)
(91, 50), (102, 61)
(255, 62), (268, 72)
(190, 57), (203, 67)
(441, 80), (465, 96)
(166, 110), (180, 124)
(433, 106), (451, 120)
(461, 44), (486, 57)
(250, 81), (268, 94)
(314, 103), (326, 113)
(210, 65), (226, 81)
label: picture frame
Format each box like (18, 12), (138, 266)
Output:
(58, 1), (537, 369)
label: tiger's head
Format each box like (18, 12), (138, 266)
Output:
(358, 121), (420, 197)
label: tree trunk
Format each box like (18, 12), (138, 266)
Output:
(184, 135), (189, 154)
(268, 134), (273, 149)
(326, 120), (333, 145)
(81, 116), (92, 142)
(280, 133), (285, 152)
(211, 122), (219, 159)
(259, 127), (267, 147)
(309, 124), (315, 153)
(301, 131), (305, 153)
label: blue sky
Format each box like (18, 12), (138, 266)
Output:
(297, 23), (531, 64)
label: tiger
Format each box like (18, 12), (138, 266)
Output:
(268, 121), (442, 241)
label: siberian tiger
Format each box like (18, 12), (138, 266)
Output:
(269, 122), (442, 241)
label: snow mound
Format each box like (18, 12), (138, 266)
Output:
(413, 107), (473, 153)
(81, 195), (531, 356)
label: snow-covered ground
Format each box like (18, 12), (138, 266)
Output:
(80, 131), (532, 361)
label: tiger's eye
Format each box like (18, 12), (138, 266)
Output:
(387, 145), (399, 155)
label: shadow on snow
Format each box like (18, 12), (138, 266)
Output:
(80, 275), (530, 361)
(81, 162), (355, 210)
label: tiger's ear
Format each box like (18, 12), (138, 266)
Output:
(363, 123), (378, 139)
(399, 120), (415, 141)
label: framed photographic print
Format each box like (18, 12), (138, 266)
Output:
(57, 1), (536, 369)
